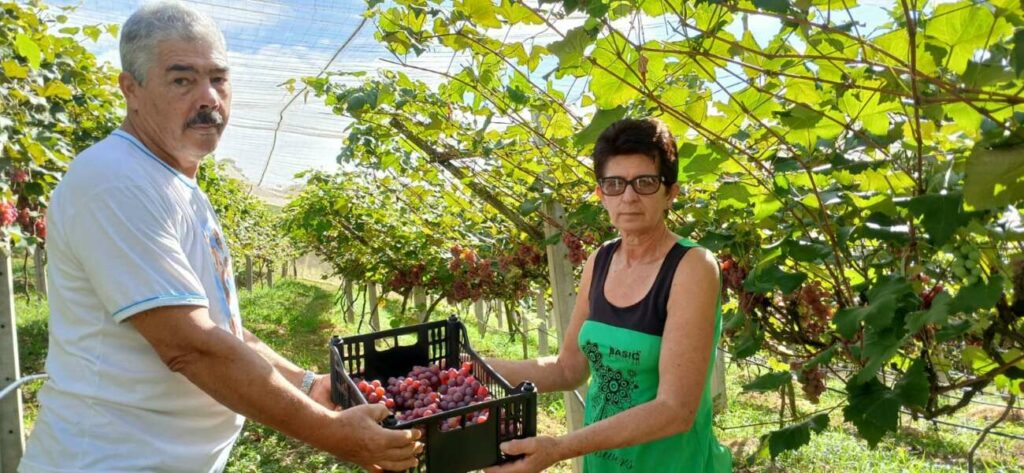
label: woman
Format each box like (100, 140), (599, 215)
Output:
(486, 118), (732, 472)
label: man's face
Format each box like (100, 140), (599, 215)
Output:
(121, 39), (231, 171)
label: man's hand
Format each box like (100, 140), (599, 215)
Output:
(483, 435), (563, 473)
(333, 403), (423, 472)
(308, 374), (337, 410)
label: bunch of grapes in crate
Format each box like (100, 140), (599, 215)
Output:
(354, 361), (494, 431)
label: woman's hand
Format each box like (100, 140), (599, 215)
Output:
(483, 435), (564, 473)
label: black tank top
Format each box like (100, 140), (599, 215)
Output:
(588, 239), (691, 336)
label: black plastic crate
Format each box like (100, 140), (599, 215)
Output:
(330, 316), (537, 473)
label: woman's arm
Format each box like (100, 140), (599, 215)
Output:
(486, 251), (597, 393)
(486, 247), (721, 473)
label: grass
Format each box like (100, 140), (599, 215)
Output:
(11, 277), (1024, 472)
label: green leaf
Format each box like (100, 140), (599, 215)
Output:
(754, 0), (791, 14)
(518, 198), (542, 216)
(833, 306), (871, 339)
(753, 194), (784, 221)
(743, 265), (807, 294)
(764, 413), (829, 459)
(697, 231), (734, 252)
(854, 325), (904, 385)
(902, 192), (969, 246)
(936, 320), (973, 342)
(723, 310), (745, 332)
(906, 291), (951, 333)
(82, 25), (102, 42)
(497, 0), (543, 24)
(834, 278), (913, 338)
(844, 377), (900, 448)
(961, 346), (998, 375)
(1013, 29), (1024, 77)
(927, 4), (1012, 74)
(742, 371), (792, 392)
(950, 275), (1004, 314)
(964, 145), (1024, 210)
(856, 213), (910, 244)
(894, 358), (929, 409)
(805, 345), (836, 370)
(2, 60), (29, 79)
(783, 239), (832, 263)
(717, 183), (753, 209)
(548, 26), (594, 70)
(732, 320), (763, 358)
(40, 80), (73, 99)
(678, 145), (728, 184)
(575, 107), (626, 146)
(865, 278), (916, 324)
(459, 0), (502, 28)
(15, 33), (41, 69)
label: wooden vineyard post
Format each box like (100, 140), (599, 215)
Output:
(368, 283), (380, 331)
(413, 286), (427, 320)
(473, 299), (486, 336)
(494, 300), (504, 330)
(712, 347), (728, 415)
(543, 201), (585, 473)
(245, 255), (253, 291)
(33, 248), (46, 297)
(1, 239), (25, 471)
(535, 289), (549, 355)
(343, 279), (355, 324)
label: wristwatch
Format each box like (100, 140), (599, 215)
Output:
(300, 370), (317, 395)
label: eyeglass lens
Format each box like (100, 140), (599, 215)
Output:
(600, 175), (662, 195)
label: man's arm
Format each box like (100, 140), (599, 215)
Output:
(241, 328), (333, 409)
(129, 305), (421, 471)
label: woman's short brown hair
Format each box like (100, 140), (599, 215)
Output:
(592, 118), (678, 187)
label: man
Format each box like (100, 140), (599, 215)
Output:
(18, 2), (420, 472)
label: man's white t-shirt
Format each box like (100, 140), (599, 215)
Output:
(20, 130), (246, 473)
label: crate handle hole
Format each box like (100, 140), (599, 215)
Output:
(374, 333), (419, 352)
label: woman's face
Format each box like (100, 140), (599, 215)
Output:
(597, 153), (679, 234)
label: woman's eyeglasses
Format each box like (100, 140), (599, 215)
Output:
(597, 175), (664, 196)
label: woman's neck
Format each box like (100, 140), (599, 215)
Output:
(618, 225), (673, 267)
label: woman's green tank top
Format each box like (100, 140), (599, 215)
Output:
(577, 238), (732, 472)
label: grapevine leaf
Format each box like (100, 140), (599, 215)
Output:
(894, 358), (929, 409)
(964, 145), (1024, 210)
(15, 33), (41, 69)
(901, 192), (970, 246)
(844, 377), (900, 448)
(575, 107), (627, 146)
(905, 291), (952, 333)
(949, 275), (1004, 314)
(743, 265), (807, 294)
(763, 413), (829, 459)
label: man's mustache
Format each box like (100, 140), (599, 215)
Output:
(186, 109), (225, 128)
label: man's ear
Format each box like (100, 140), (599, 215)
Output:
(119, 71), (139, 111)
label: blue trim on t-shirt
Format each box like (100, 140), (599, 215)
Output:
(111, 130), (198, 189)
(112, 293), (208, 319)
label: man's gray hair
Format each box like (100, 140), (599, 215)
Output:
(120, 0), (226, 84)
